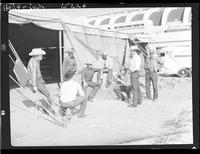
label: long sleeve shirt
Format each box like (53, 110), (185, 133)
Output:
(81, 67), (101, 83)
(27, 57), (42, 87)
(127, 54), (141, 72)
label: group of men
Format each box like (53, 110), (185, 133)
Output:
(26, 43), (159, 119)
(113, 44), (159, 108)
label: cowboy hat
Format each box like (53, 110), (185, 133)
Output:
(29, 48), (46, 56)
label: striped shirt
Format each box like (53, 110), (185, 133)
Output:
(27, 57), (42, 87)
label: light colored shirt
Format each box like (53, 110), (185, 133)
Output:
(60, 79), (85, 103)
(27, 57), (42, 87)
(127, 54), (141, 72)
(99, 56), (113, 70)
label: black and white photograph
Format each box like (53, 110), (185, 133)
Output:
(1, 3), (198, 148)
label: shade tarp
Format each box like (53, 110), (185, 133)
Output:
(9, 9), (129, 39)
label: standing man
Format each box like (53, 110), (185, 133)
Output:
(59, 69), (87, 118)
(62, 48), (77, 81)
(27, 48), (53, 112)
(81, 60), (102, 102)
(126, 46), (142, 107)
(99, 51), (113, 88)
(144, 46), (158, 102)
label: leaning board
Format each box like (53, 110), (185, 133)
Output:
(13, 59), (29, 87)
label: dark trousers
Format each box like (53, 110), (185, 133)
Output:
(87, 81), (101, 99)
(130, 71), (142, 106)
(145, 72), (158, 100)
(113, 85), (132, 100)
(106, 69), (113, 88)
(60, 96), (87, 117)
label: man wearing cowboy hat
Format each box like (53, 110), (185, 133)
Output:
(126, 45), (142, 107)
(62, 48), (77, 81)
(144, 45), (159, 102)
(98, 51), (113, 88)
(81, 60), (102, 102)
(27, 48), (54, 113)
(113, 66), (132, 104)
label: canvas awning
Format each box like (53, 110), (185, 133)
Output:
(9, 9), (129, 39)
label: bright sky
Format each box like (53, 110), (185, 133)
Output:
(58, 8), (144, 18)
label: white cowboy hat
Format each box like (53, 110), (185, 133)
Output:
(29, 48), (46, 56)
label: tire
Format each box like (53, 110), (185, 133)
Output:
(178, 68), (189, 77)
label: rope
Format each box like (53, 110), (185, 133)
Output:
(10, 102), (59, 126)
(74, 35), (99, 59)
(9, 75), (21, 87)
(9, 54), (15, 63)
(9, 74), (66, 115)
(8, 40), (22, 61)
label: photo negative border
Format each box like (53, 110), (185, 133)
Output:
(1, 2), (199, 150)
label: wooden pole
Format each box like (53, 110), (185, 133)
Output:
(59, 30), (63, 83)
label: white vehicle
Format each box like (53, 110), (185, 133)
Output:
(157, 46), (192, 77)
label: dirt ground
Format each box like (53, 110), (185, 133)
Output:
(9, 76), (193, 146)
